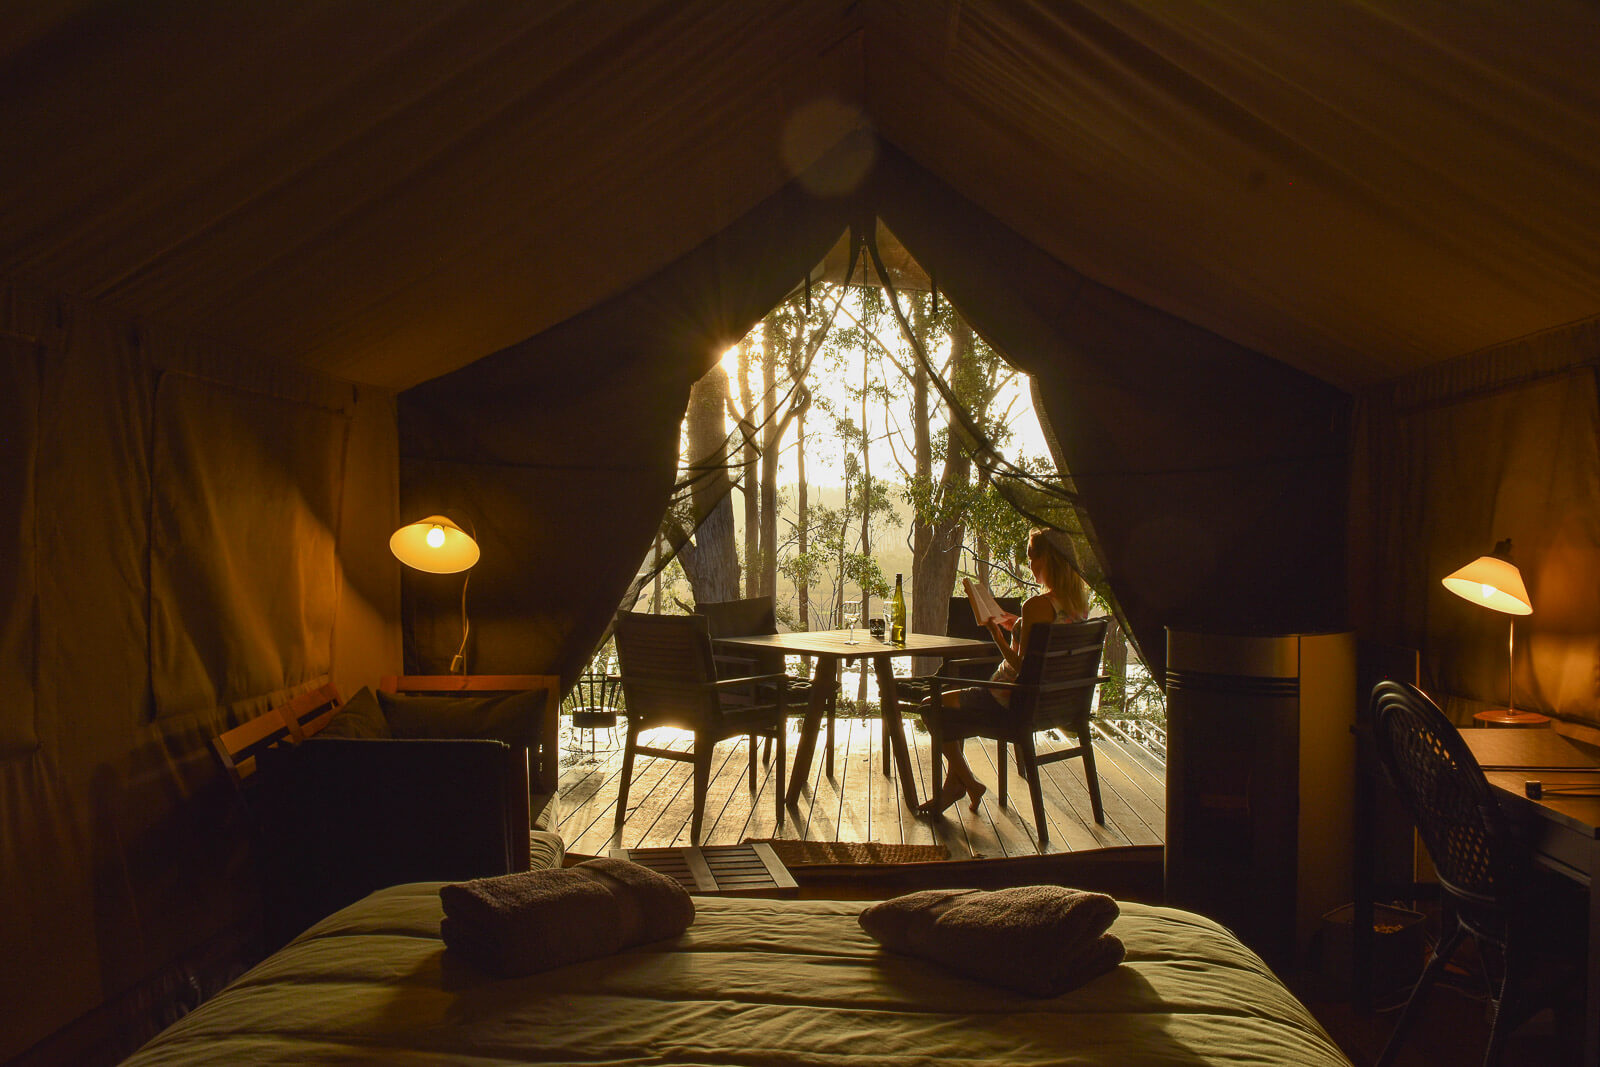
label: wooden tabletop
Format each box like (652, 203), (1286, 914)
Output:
(1460, 727), (1600, 771)
(714, 628), (993, 659)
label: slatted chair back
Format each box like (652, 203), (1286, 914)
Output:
(212, 682), (341, 789)
(698, 595), (784, 676)
(943, 594), (1023, 679)
(614, 612), (721, 730)
(1014, 618), (1110, 735)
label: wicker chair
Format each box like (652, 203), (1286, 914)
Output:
(1368, 680), (1581, 1066)
(613, 612), (787, 844)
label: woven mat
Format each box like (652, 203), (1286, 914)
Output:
(745, 839), (950, 866)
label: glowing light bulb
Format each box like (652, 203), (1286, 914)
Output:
(426, 524), (446, 549)
(1480, 582), (1498, 600)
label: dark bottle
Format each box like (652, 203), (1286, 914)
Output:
(890, 573), (907, 646)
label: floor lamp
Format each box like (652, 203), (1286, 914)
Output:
(1441, 538), (1536, 724)
(390, 514), (480, 675)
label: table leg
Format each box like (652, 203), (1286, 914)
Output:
(874, 657), (922, 810)
(785, 655), (838, 807)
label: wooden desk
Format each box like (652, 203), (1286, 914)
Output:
(1461, 728), (1600, 1065)
(713, 630), (993, 810)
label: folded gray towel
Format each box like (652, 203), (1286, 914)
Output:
(858, 885), (1125, 997)
(439, 856), (694, 977)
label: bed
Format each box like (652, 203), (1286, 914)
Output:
(123, 882), (1351, 1065)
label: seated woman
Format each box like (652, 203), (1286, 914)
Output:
(917, 528), (1090, 817)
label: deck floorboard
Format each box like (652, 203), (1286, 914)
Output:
(556, 717), (1166, 859)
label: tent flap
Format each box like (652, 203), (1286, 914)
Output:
(0, 333), (40, 755)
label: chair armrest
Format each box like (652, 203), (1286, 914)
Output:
(923, 675), (1100, 694)
(941, 653), (1001, 668)
(709, 672), (789, 690)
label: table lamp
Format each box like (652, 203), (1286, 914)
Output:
(390, 514), (480, 674)
(1441, 538), (1535, 722)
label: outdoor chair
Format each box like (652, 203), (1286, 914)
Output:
(921, 618), (1109, 849)
(566, 671), (621, 757)
(897, 594), (1023, 777)
(1368, 680), (1583, 1067)
(697, 595), (835, 768)
(613, 612), (787, 844)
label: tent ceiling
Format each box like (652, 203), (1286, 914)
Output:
(3, 1), (1597, 391)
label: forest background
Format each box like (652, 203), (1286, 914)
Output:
(623, 280), (1163, 721)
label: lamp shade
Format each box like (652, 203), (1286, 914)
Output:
(390, 515), (480, 574)
(1441, 539), (1531, 616)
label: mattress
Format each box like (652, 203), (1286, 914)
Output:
(123, 882), (1351, 1065)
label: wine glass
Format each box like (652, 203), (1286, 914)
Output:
(843, 605), (860, 645)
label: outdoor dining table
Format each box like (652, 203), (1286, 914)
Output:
(711, 629), (994, 810)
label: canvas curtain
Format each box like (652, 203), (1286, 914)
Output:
(0, 332), (39, 755)
(149, 373), (348, 717)
(0, 280), (394, 1062)
(397, 149), (862, 680)
(398, 137), (1351, 685)
(1358, 318), (1600, 726)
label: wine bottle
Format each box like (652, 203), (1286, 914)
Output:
(890, 573), (907, 646)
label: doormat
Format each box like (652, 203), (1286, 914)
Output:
(745, 839), (950, 866)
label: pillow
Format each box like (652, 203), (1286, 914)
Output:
(858, 886), (1125, 997)
(314, 686), (391, 739)
(528, 829), (565, 871)
(376, 689), (543, 747)
(439, 856), (694, 977)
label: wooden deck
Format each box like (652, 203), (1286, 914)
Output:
(552, 716), (1165, 859)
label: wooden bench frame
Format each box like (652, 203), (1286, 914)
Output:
(212, 681), (342, 790)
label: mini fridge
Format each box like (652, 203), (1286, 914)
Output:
(1165, 629), (1357, 968)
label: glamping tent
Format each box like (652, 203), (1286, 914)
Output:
(4, 3), (1598, 1062)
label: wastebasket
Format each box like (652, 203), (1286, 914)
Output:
(1317, 902), (1425, 995)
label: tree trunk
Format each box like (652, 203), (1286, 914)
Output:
(857, 342), (871, 704)
(975, 465), (991, 589)
(760, 315), (780, 599)
(678, 367), (740, 603)
(737, 342), (758, 597)
(913, 316), (974, 672)
(835, 467), (851, 632)
(797, 396), (810, 631)
(1103, 615), (1128, 716)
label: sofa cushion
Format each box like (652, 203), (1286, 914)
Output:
(377, 689), (542, 748)
(315, 686), (392, 739)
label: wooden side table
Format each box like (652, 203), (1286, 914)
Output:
(1473, 709), (1551, 728)
(609, 842), (798, 898)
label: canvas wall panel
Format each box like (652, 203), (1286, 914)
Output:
(1389, 370), (1600, 723)
(0, 335), (39, 755)
(149, 374), (348, 718)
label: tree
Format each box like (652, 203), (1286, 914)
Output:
(672, 364), (739, 603)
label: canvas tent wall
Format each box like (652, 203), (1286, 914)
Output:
(398, 138), (1350, 686)
(3, 2), (1600, 1063)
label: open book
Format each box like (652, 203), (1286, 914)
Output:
(962, 577), (1009, 626)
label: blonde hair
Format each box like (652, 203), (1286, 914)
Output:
(1028, 528), (1089, 618)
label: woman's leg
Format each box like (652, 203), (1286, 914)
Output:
(916, 692), (989, 815)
